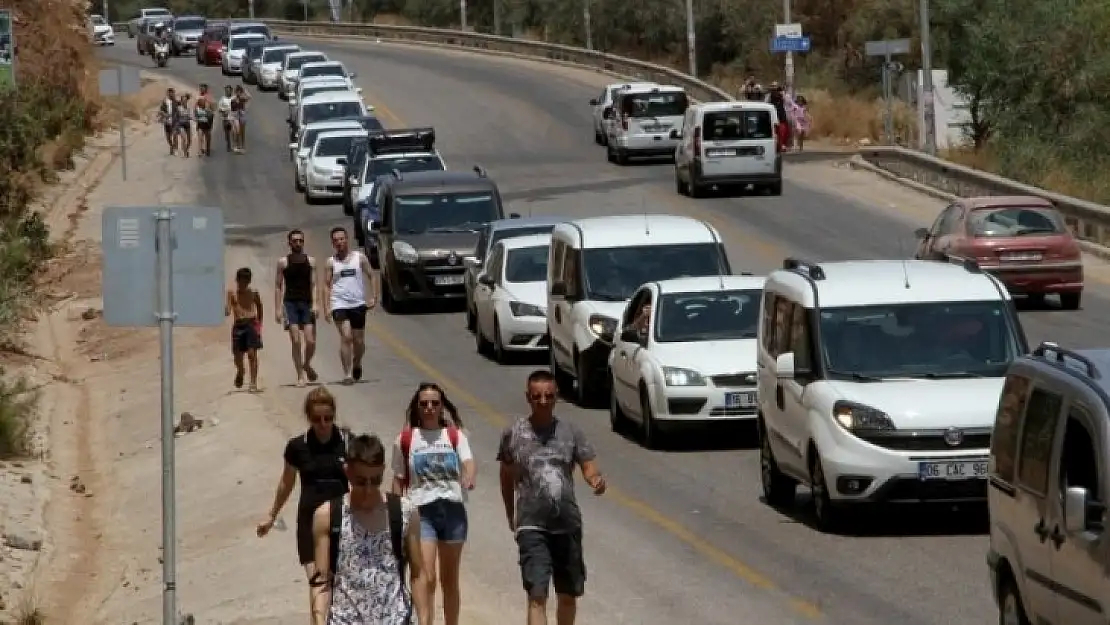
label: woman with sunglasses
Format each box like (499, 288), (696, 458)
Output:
(391, 383), (475, 625)
(257, 387), (349, 607)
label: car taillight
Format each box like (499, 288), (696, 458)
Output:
(621, 115), (629, 131)
(693, 128), (701, 156)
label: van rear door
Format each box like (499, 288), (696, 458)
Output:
(699, 107), (777, 178)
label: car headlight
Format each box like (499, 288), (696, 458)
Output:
(509, 302), (545, 318)
(392, 241), (419, 264)
(587, 314), (617, 343)
(661, 366), (706, 386)
(832, 401), (896, 432)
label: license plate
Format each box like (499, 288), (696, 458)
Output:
(707, 149), (735, 157)
(1000, 252), (1042, 262)
(433, 274), (464, 286)
(725, 391), (756, 408)
(918, 459), (988, 481)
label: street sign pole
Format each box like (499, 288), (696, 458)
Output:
(782, 0), (793, 92)
(118, 67), (127, 181)
(865, 38), (911, 146)
(919, 0), (937, 155)
(684, 0), (696, 76)
(155, 209), (177, 625)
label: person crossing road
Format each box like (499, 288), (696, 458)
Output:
(322, 226), (379, 385)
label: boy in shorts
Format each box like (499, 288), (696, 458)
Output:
(225, 267), (264, 391)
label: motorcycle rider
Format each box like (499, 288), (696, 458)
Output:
(151, 22), (169, 58)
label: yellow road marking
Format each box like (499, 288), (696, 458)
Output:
(360, 88), (824, 619)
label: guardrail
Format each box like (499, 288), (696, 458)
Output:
(109, 19), (1110, 251)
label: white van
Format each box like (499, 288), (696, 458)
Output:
(604, 85), (689, 165)
(546, 215), (731, 406)
(673, 101), (782, 197)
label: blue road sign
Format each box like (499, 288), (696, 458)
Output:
(770, 36), (811, 53)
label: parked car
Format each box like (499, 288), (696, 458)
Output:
(195, 20), (228, 65)
(914, 195), (1084, 309)
(169, 15), (205, 56)
(90, 15), (115, 46)
(128, 7), (171, 38)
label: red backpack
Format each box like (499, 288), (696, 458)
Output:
(398, 425), (460, 490)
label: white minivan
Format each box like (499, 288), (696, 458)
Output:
(604, 85), (689, 165)
(673, 101), (782, 197)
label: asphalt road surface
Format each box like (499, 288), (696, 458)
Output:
(99, 40), (1110, 625)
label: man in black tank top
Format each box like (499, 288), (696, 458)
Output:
(275, 229), (319, 387)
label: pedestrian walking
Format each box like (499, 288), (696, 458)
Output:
(258, 386), (350, 617)
(194, 85), (213, 156)
(322, 226), (379, 385)
(791, 94), (812, 151)
(175, 93), (193, 157)
(391, 383), (475, 625)
(496, 369), (607, 625)
(311, 432), (424, 625)
(234, 84), (252, 152)
(275, 229), (320, 387)
(158, 87), (177, 155)
(224, 267), (263, 391)
(217, 85), (234, 153)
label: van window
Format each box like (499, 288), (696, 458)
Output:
(790, 305), (812, 371)
(548, 240), (565, 287)
(303, 101), (364, 125)
(1017, 388), (1064, 494)
(772, 298), (793, 357)
(702, 110), (774, 140)
(992, 373), (1031, 483)
(761, 291), (777, 355)
(562, 248), (581, 297)
(1060, 408), (1100, 501)
(581, 242), (726, 301)
(621, 92), (689, 118)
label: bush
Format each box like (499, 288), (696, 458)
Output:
(0, 373), (37, 459)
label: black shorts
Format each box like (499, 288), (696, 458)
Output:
(296, 506), (315, 565)
(283, 300), (315, 328)
(330, 305), (368, 330)
(231, 319), (263, 354)
(516, 529), (586, 599)
(196, 121), (212, 131)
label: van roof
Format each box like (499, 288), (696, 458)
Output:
(554, 215), (720, 249)
(498, 233), (552, 251)
(301, 92), (362, 105)
(622, 85), (686, 96)
(697, 100), (776, 113)
(654, 275), (766, 294)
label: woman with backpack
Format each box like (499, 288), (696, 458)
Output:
(391, 382), (475, 625)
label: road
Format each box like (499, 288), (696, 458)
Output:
(99, 40), (1110, 625)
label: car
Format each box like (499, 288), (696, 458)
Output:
(589, 81), (657, 145)
(286, 60), (355, 101)
(303, 129), (369, 204)
(673, 100), (783, 197)
(348, 128), (443, 221)
(757, 257), (1029, 532)
(473, 233), (553, 363)
(169, 15), (204, 56)
(90, 15), (115, 46)
(547, 215), (731, 406)
(221, 32), (266, 75)
(288, 76), (361, 122)
(195, 20), (228, 65)
(255, 44), (300, 91)
(913, 195), (1084, 310)
(278, 51), (329, 100)
(291, 92), (370, 144)
(374, 168), (509, 313)
(128, 7), (171, 38)
(608, 275), (763, 448)
(227, 21), (273, 39)
(986, 342), (1110, 625)
(290, 119), (365, 190)
(605, 85), (690, 165)
(241, 40), (268, 84)
(465, 216), (563, 332)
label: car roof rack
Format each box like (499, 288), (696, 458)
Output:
(472, 165), (487, 178)
(783, 257), (825, 280)
(1034, 341), (1100, 379)
(368, 127), (435, 155)
(946, 255), (982, 273)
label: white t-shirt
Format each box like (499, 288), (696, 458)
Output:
(217, 96), (232, 119)
(328, 251), (366, 311)
(390, 427), (473, 507)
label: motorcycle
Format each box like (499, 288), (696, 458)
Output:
(153, 41), (169, 68)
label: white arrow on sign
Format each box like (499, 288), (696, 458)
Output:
(775, 23), (802, 38)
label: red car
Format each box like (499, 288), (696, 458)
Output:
(914, 195), (1084, 309)
(195, 22), (227, 66)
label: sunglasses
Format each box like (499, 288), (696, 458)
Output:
(290, 238), (304, 244)
(349, 474), (384, 488)
(529, 392), (557, 401)
(419, 399), (441, 408)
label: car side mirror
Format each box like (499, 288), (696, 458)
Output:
(478, 273), (495, 288)
(589, 97), (599, 106)
(550, 282), (567, 297)
(1065, 486), (1106, 534)
(775, 352), (796, 379)
(349, 71), (357, 78)
(355, 87), (364, 94)
(288, 142), (297, 150)
(914, 227), (930, 240)
(336, 157), (347, 166)
(602, 108), (614, 119)
(367, 220), (379, 232)
(288, 98), (297, 107)
(669, 129), (682, 140)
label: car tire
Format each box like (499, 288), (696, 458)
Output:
(759, 419), (797, 508)
(294, 176), (304, 193)
(548, 337), (575, 398)
(1060, 292), (1081, 310)
(689, 172), (706, 199)
(639, 385), (660, 450)
(574, 351), (599, 407)
(998, 574), (1030, 625)
(594, 130), (605, 146)
(382, 277), (401, 314)
(466, 303), (477, 333)
(674, 167), (688, 195)
(605, 143), (615, 163)
(475, 315), (493, 355)
(609, 382), (628, 433)
(343, 200), (354, 217)
(615, 148), (629, 166)
(767, 181), (783, 196)
(492, 318), (510, 364)
(809, 449), (843, 533)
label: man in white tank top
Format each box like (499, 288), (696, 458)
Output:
(323, 227), (380, 385)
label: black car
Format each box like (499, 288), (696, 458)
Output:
(375, 168), (516, 313)
(343, 126), (432, 217)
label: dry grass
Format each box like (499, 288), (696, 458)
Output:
(943, 147), (1110, 203)
(12, 593), (45, 625)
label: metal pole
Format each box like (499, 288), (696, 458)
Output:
(248, 0), (255, 19)
(919, 0), (936, 154)
(684, 0), (696, 76)
(882, 56), (893, 144)
(583, 0), (592, 49)
(155, 209), (177, 625)
(104, 0), (110, 22)
(117, 66), (127, 181)
(303, 0), (308, 22)
(783, 0), (794, 90)
(493, 0), (501, 36)
(460, 0), (467, 30)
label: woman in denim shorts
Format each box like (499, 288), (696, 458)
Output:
(391, 382), (476, 625)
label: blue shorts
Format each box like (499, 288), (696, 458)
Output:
(283, 301), (315, 328)
(418, 500), (468, 543)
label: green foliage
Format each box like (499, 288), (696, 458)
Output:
(0, 371), (37, 459)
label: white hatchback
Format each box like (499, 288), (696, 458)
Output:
(303, 129), (369, 203)
(473, 233), (552, 363)
(221, 32), (265, 75)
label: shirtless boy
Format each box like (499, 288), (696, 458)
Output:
(226, 267), (264, 391)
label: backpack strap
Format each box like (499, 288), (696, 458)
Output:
(386, 493), (406, 588)
(399, 427), (414, 489)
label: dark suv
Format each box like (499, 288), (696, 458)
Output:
(374, 167), (515, 313)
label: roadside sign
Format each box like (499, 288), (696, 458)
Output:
(865, 38), (911, 57)
(775, 23), (802, 38)
(0, 10), (14, 88)
(98, 66), (141, 96)
(771, 36), (811, 53)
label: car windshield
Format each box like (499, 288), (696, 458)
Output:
(287, 54), (326, 70)
(247, 45), (265, 58)
(147, 9), (171, 17)
(621, 91), (689, 118)
(92, 16), (107, 25)
(505, 245), (550, 283)
(819, 301), (1021, 380)
(968, 206), (1065, 238)
(702, 110), (774, 140)
(263, 48), (294, 63)
(488, 226), (556, 258)
(367, 155), (443, 180)
(361, 117), (383, 131)
(301, 126), (357, 149)
(655, 289), (761, 342)
(303, 101), (363, 125)
(394, 192), (501, 234)
(314, 136), (356, 157)
(583, 243), (726, 301)
(174, 18), (204, 30)
(303, 65), (345, 79)
(303, 84), (349, 99)
(230, 36), (261, 50)
(232, 25), (270, 37)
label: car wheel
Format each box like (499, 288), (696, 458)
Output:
(574, 351), (599, 407)
(475, 314), (493, 355)
(674, 167), (688, 195)
(594, 129), (605, 146)
(639, 385), (660, 450)
(1060, 292), (1081, 310)
(615, 148), (629, 166)
(343, 199), (354, 217)
(548, 338), (575, 397)
(492, 318), (510, 364)
(809, 449), (842, 533)
(998, 574), (1030, 625)
(466, 303), (477, 333)
(608, 381), (628, 433)
(689, 172), (706, 199)
(759, 419), (797, 508)
(382, 277), (400, 314)
(294, 176), (304, 193)
(767, 181), (783, 196)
